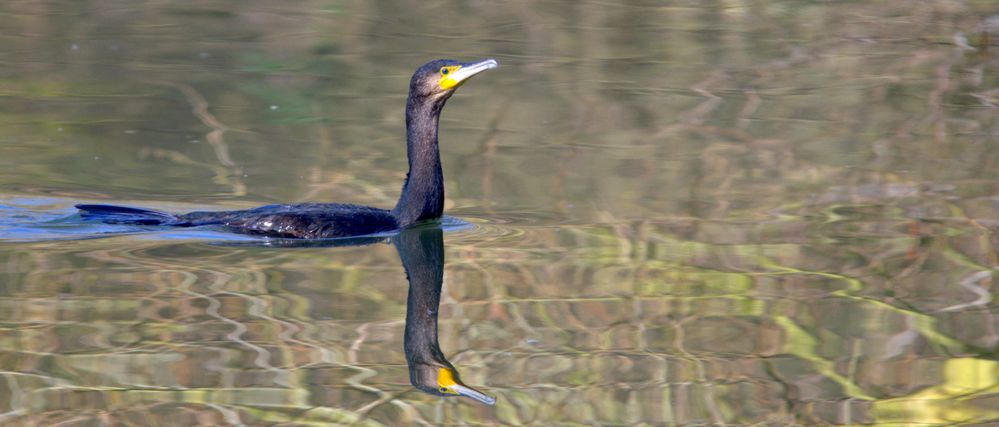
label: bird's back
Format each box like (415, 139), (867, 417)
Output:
(178, 203), (399, 239)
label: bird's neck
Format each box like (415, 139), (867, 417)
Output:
(399, 229), (448, 366)
(393, 94), (446, 227)
(403, 273), (447, 366)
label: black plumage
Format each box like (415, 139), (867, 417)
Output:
(77, 58), (498, 239)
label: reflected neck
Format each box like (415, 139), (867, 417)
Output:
(392, 93), (448, 227)
(399, 229), (448, 365)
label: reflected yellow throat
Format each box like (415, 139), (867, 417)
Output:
(437, 367), (458, 392)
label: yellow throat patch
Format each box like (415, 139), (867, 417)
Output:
(437, 367), (458, 393)
(438, 65), (462, 89)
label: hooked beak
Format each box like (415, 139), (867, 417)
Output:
(442, 59), (498, 90)
(449, 383), (497, 405)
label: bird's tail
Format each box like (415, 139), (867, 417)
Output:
(76, 204), (178, 226)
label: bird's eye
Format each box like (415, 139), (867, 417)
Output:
(440, 67), (450, 75)
(438, 387), (448, 393)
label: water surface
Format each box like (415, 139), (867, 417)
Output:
(1, 1), (998, 425)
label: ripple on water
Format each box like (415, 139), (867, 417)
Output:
(447, 207), (573, 245)
(0, 197), (102, 242)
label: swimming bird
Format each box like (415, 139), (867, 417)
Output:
(77, 58), (498, 239)
(396, 227), (495, 404)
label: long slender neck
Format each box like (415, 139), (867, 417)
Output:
(392, 94), (447, 227)
(398, 229), (447, 366)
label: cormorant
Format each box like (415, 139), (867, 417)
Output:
(396, 226), (495, 404)
(76, 58), (498, 239)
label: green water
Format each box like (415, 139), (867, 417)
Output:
(1, 1), (998, 425)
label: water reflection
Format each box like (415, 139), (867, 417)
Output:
(396, 227), (495, 405)
(237, 224), (499, 405)
(238, 225), (498, 405)
(208, 223), (497, 404)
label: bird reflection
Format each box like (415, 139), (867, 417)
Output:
(205, 225), (494, 403)
(394, 226), (496, 405)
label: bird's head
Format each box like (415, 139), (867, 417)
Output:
(410, 360), (496, 405)
(409, 58), (498, 100)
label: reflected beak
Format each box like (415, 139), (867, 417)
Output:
(443, 59), (498, 89)
(450, 384), (497, 405)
